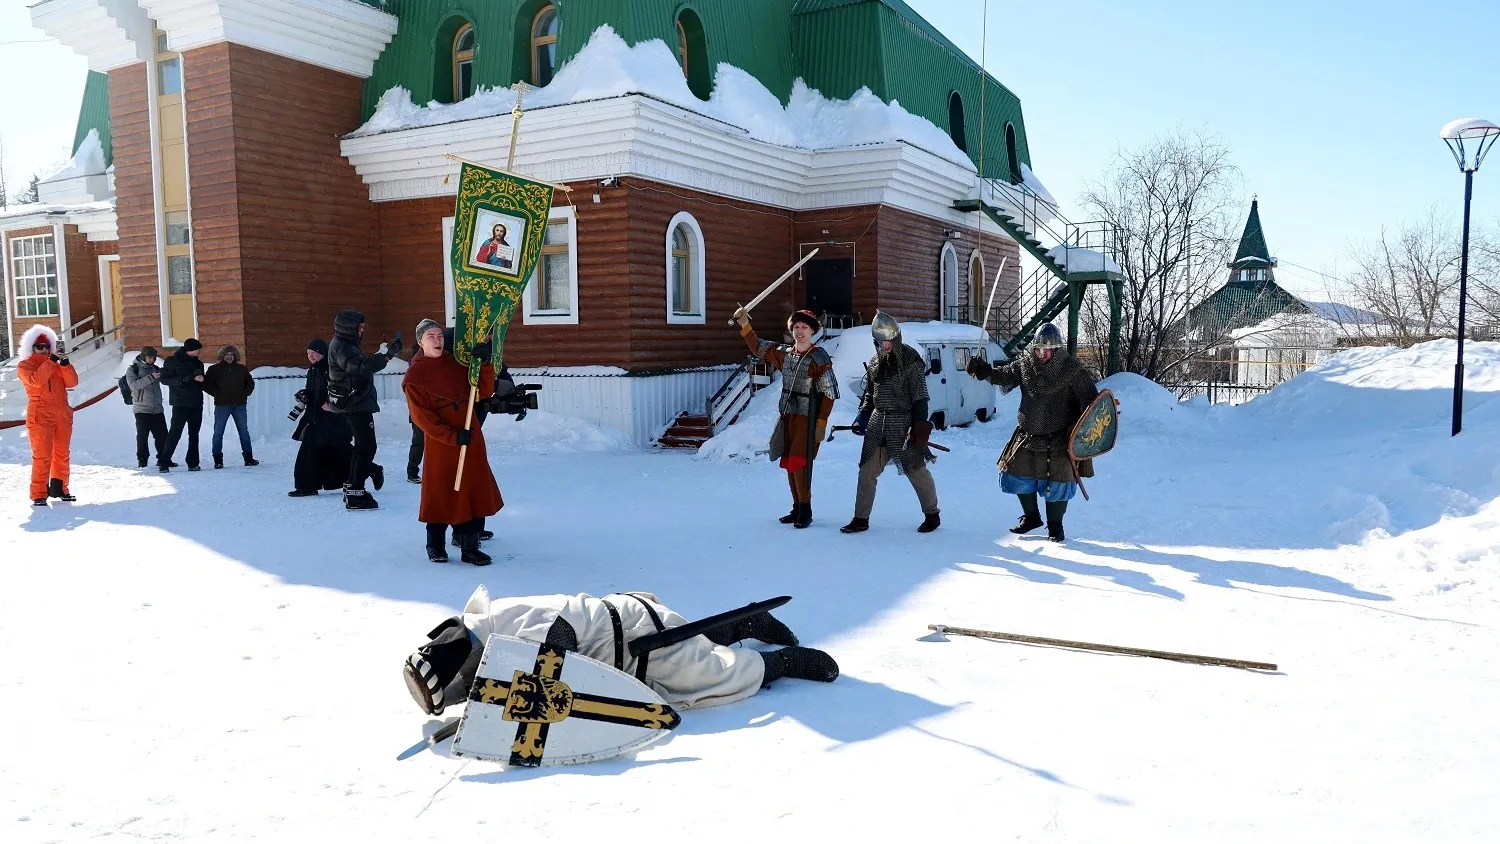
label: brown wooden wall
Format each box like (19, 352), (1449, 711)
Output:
(107, 62), (158, 354)
(62, 226), (112, 339)
(620, 179), (795, 370)
(876, 205), (1019, 330)
(183, 42), (382, 366)
(370, 179), (1021, 371)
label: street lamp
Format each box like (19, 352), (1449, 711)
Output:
(1440, 117), (1500, 436)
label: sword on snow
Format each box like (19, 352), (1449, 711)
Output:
(729, 249), (821, 325)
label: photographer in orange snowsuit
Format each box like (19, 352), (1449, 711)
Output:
(17, 325), (79, 506)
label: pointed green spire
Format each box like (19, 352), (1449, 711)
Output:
(1231, 198), (1273, 267)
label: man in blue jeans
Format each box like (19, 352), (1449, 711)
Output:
(202, 344), (258, 468)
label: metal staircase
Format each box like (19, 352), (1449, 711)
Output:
(955, 176), (1126, 370)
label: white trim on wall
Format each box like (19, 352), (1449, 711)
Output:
(522, 205), (579, 326)
(665, 211), (706, 325)
(442, 216), (456, 327)
(51, 223), (72, 333)
(939, 241), (958, 317)
(1, 231), (12, 349)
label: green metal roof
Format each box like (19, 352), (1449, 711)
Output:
(1185, 280), (1306, 336)
(72, 71), (112, 167)
(1231, 199), (1273, 268)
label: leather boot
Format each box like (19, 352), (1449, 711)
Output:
(760, 647), (840, 685)
(426, 524), (449, 563)
(793, 502), (812, 529)
(459, 532), (492, 566)
(1045, 500), (1067, 543)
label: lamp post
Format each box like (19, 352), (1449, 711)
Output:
(1440, 118), (1500, 436)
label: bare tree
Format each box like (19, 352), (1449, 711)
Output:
(1075, 128), (1243, 379)
(0, 132), (8, 211)
(1464, 223), (1500, 337)
(1341, 207), (1462, 345)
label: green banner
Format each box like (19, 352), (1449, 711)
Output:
(449, 162), (555, 382)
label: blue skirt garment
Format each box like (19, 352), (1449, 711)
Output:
(1000, 471), (1078, 502)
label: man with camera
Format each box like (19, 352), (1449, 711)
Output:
(288, 338), (353, 497)
(327, 309), (401, 511)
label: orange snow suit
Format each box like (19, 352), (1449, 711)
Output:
(17, 352), (79, 499)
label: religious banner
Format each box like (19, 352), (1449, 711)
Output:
(449, 162), (555, 382)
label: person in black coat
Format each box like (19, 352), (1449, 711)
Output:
(327, 309), (401, 510)
(159, 338), (206, 471)
(289, 338), (354, 497)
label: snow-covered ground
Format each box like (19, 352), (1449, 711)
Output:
(3, 341), (1498, 842)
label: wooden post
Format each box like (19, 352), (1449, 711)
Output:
(928, 624), (1277, 672)
(455, 87), (527, 492)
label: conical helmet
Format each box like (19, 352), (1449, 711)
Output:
(1031, 323), (1064, 350)
(871, 311), (900, 342)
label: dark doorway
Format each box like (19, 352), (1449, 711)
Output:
(804, 258), (854, 318)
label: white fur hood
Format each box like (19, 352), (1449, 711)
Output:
(17, 325), (59, 361)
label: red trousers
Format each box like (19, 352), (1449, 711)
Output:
(27, 414), (73, 500)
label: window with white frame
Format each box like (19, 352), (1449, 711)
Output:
(443, 207), (580, 327)
(524, 205), (578, 325)
(10, 235), (59, 317)
(666, 212), (705, 324)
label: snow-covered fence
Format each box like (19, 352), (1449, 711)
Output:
(244, 364), (738, 446)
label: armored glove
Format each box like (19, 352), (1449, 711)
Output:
(965, 356), (991, 379)
(851, 409), (870, 437)
(907, 419), (933, 448)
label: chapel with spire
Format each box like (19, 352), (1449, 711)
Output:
(1182, 197), (1307, 340)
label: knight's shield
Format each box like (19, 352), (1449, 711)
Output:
(1069, 389), (1118, 461)
(451, 634), (681, 767)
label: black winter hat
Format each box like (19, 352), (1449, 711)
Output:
(182, 338), (203, 352)
(333, 309), (365, 341)
(307, 338), (329, 355)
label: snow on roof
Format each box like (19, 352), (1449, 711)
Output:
(349, 25), (974, 169)
(0, 199), (113, 222)
(43, 129), (107, 183)
(1019, 164), (1056, 207)
(1303, 300), (1387, 326)
(1046, 244), (1121, 275)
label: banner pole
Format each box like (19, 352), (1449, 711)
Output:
(456, 87), (527, 493)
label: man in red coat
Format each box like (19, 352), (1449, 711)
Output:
(16, 325), (79, 505)
(403, 319), (503, 566)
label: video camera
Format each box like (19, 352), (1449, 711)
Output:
(288, 388), (308, 422)
(486, 383), (542, 421)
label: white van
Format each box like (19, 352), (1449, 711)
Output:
(830, 321), (1004, 430)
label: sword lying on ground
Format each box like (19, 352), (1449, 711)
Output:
(925, 625), (1277, 672)
(729, 249), (821, 325)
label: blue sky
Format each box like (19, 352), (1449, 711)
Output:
(2, 0), (1497, 298)
(907, 0), (1500, 297)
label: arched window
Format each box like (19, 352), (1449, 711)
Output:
(948, 92), (967, 153)
(453, 23), (476, 102)
(968, 250), (984, 324)
(666, 212), (706, 324)
(676, 9), (710, 100)
(532, 4), (558, 86)
(939, 241), (959, 320)
(1005, 123), (1020, 182)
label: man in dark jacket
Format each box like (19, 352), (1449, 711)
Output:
(289, 338), (353, 497)
(841, 312), (941, 535)
(125, 346), (168, 471)
(327, 309), (401, 511)
(202, 344), (257, 468)
(159, 338), (205, 471)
